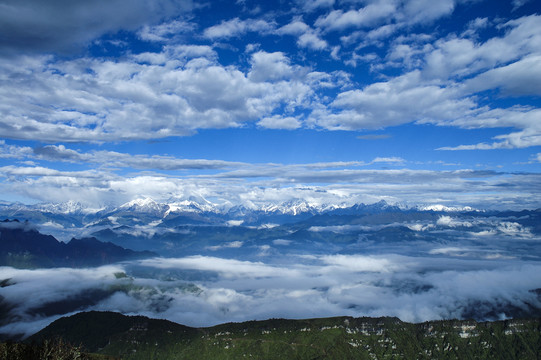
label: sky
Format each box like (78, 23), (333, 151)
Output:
(0, 0), (540, 209)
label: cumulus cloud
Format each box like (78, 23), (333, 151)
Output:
(310, 70), (476, 130)
(277, 19), (328, 51)
(0, 141), (33, 159)
(296, 0), (335, 12)
(315, 0), (455, 34)
(138, 19), (197, 42)
(0, 6), (538, 152)
(462, 55), (541, 97)
(0, 45), (338, 142)
(248, 51), (303, 82)
(423, 15), (541, 80)
(315, 1), (398, 32)
(309, 14), (541, 150)
(203, 18), (275, 39)
(257, 115), (302, 130)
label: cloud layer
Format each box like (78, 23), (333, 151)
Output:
(2, 144), (540, 209)
(2, 251), (540, 339)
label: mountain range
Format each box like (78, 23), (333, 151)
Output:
(2, 198), (540, 259)
(0, 197), (476, 224)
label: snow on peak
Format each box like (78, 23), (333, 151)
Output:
(118, 197), (168, 214)
(419, 204), (476, 212)
(37, 200), (85, 214)
(166, 200), (216, 214)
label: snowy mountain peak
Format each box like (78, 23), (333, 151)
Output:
(37, 200), (85, 214)
(418, 204), (476, 212)
(118, 198), (168, 214)
(166, 199), (218, 214)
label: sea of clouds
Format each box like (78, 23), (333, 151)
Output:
(2, 247), (541, 339)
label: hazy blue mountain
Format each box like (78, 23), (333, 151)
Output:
(0, 220), (156, 268)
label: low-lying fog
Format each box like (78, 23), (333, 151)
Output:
(2, 244), (541, 339)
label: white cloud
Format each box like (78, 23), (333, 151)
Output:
(436, 215), (473, 227)
(138, 20), (197, 42)
(298, 32), (329, 50)
(1, 142), (244, 171)
(296, 0), (335, 12)
(257, 115), (302, 130)
(423, 15), (541, 80)
(0, 49), (322, 142)
(139, 256), (301, 279)
(311, 70), (476, 130)
(272, 239), (292, 246)
(437, 109), (541, 150)
(248, 51), (299, 82)
(319, 254), (400, 273)
(309, 15), (541, 149)
(315, 1), (397, 32)
(462, 17), (489, 38)
(278, 19), (328, 51)
(399, 0), (455, 25)
(0, 141), (33, 159)
(206, 241), (244, 251)
(203, 18), (275, 39)
(497, 222), (533, 238)
(463, 55), (541, 97)
(315, 0), (455, 34)
(512, 0), (531, 11)
(0, 165), (101, 179)
(1, 159), (540, 210)
(371, 157), (405, 164)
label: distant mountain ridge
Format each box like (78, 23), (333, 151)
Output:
(28, 311), (541, 359)
(0, 219), (156, 268)
(0, 197), (479, 218)
(2, 199), (539, 259)
(0, 198), (486, 233)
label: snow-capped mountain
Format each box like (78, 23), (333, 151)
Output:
(258, 199), (350, 215)
(0, 196), (485, 218)
(117, 198), (168, 214)
(36, 200), (96, 215)
(165, 197), (219, 215)
(0, 196), (489, 230)
(417, 204), (477, 212)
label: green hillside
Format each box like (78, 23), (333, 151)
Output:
(24, 311), (541, 359)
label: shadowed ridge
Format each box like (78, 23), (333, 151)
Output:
(27, 311), (541, 359)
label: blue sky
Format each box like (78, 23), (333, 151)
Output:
(0, 0), (540, 209)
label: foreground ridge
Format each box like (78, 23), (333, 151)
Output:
(27, 311), (541, 359)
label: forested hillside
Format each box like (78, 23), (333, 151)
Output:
(25, 311), (541, 359)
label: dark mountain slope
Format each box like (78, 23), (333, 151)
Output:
(0, 220), (156, 268)
(29, 311), (541, 360)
